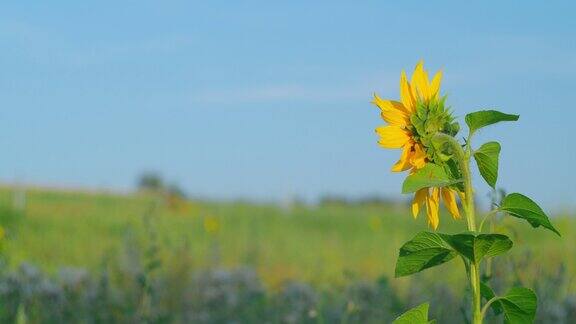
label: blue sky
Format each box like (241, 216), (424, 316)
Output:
(0, 1), (575, 210)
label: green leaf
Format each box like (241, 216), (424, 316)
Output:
(465, 110), (519, 134)
(401, 163), (462, 194)
(445, 233), (512, 263)
(474, 234), (513, 260)
(480, 282), (503, 315)
(396, 232), (512, 278)
(395, 232), (457, 277)
(499, 287), (537, 324)
(500, 193), (560, 236)
(445, 159), (464, 190)
(393, 303), (430, 324)
(473, 142), (501, 188)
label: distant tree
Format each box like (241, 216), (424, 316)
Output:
(137, 172), (164, 192)
(167, 184), (187, 200)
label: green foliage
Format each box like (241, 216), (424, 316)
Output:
(473, 142), (501, 188)
(392, 303), (432, 324)
(0, 206), (24, 232)
(396, 232), (514, 277)
(445, 159), (465, 192)
(137, 172), (164, 191)
(0, 187), (573, 301)
(500, 193), (560, 236)
(401, 163), (462, 194)
(483, 287), (537, 324)
(395, 232), (457, 277)
(500, 287), (537, 324)
(480, 282), (503, 315)
(409, 97), (460, 165)
(411, 97), (458, 140)
(446, 233), (512, 264)
(465, 110), (519, 134)
(429, 135), (456, 163)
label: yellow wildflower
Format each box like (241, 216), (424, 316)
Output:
(203, 216), (220, 235)
(369, 215), (383, 232)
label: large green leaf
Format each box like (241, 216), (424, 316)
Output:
(473, 142), (501, 188)
(395, 232), (457, 277)
(401, 163), (462, 194)
(393, 303), (431, 324)
(483, 287), (537, 323)
(500, 287), (537, 324)
(465, 110), (519, 134)
(474, 234), (513, 260)
(500, 193), (560, 236)
(395, 232), (512, 277)
(445, 233), (512, 264)
(480, 282), (503, 315)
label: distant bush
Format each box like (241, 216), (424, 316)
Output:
(319, 195), (406, 207)
(137, 172), (164, 193)
(0, 206), (24, 234)
(136, 172), (188, 202)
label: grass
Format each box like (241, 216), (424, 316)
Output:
(0, 186), (574, 292)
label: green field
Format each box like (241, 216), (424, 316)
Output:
(1, 186), (574, 293)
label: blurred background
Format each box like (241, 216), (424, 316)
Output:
(0, 1), (574, 323)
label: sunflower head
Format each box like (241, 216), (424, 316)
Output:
(373, 61), (462, 229)
(410, 96), (460, 164)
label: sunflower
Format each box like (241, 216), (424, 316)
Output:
(373, 61), (461, 229)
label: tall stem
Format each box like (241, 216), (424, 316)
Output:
(463, 158), (482, 324)
(434, 133), (482, 324)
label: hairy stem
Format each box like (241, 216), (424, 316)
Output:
(463, 157), (482, 324)
(433, 133), (482, 324)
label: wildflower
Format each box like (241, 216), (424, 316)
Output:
(373, 61), (461, 229)
(369, 215), (383, 232)
(203, 216), (220, 235)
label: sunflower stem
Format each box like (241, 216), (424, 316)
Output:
(433, 133), (482, 324)
(462, 153), (482, 324)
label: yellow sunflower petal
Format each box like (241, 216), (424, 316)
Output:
(372, 95), (410, 126)
(372, 94), (410, 114)
(426, 188), (440, 229)
(411, 61), (430, 101)
(381, 109), (409, 126)
(429, 70), (443, 99)
(411, 188), (428, 219)
(391, 143), (413, 172)
(376, 125), (410, 148)
(410, 143), (427, 169)
(400, 70), (416, 112)
(441, 188), (461, 219)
